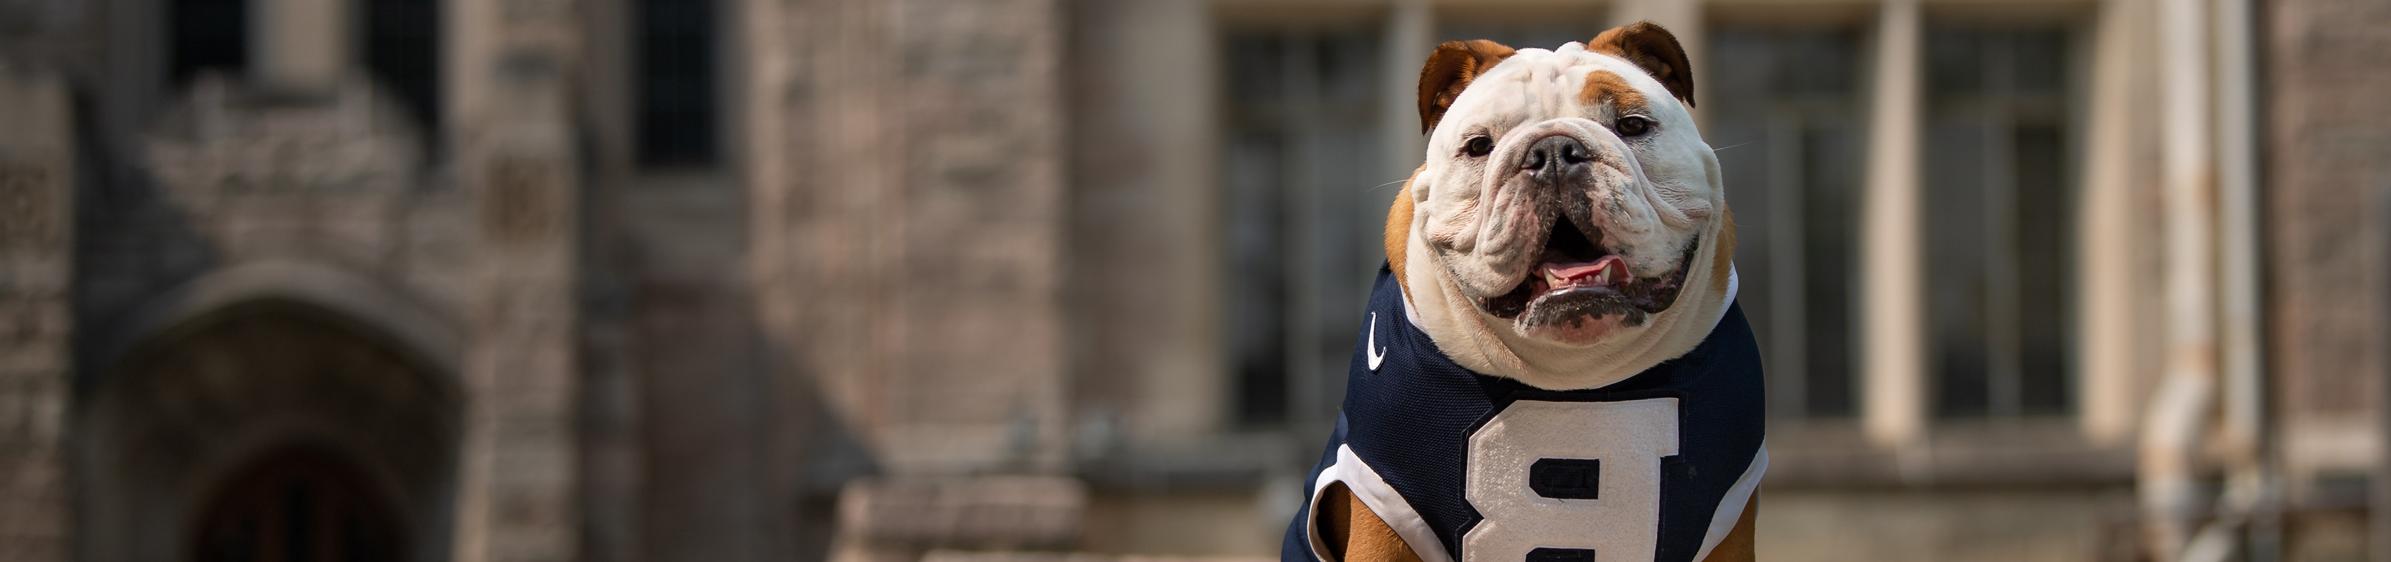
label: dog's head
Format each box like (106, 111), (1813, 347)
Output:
(1388, 22), (1737, 389)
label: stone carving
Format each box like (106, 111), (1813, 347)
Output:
(144, 76), (427, 201)
(0, 164), (56, 255)
(481, 157), (562, 245)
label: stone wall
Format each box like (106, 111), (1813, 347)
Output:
(1064, 0), (1229, 448)
(453, 76), (583, 562)
(598, 183), (777, 562)
(2265, 0), (2391, 479)
(3, 0), (1089, 560)
(749, 0), (1079, 558)
(758, 0), (1069, 475)
(62, 74), (492, 562)
(48, 12), (587, 559)
(1755, 489), (2140, 562)
(0, 65), (74, 562)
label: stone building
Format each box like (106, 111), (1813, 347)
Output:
(0, 0), (2382, 561)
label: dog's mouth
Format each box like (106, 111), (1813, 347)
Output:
(1476, 216), (1693, 329)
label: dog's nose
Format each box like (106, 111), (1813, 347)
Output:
(1522, 135), (1593, 182)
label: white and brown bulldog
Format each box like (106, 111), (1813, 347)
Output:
(1284, 23), (1762, 562)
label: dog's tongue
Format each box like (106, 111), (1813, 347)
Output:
(1539, 255), (1630, 292)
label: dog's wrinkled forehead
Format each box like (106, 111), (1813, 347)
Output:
(1441, 43), (1686, 136)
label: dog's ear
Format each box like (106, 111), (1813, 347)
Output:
(1588, 21), (1695, 108)
(1417, 39), (1515, 134)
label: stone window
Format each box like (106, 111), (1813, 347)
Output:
(1220, 27), (1384, 428)
(1923, 27), (2079, 419)
(1707, 26), (1866, 420)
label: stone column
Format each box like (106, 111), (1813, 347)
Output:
(447, 0), (585, 148)
(769, 0), (1069, 475)
(884, 0), (1069, 474)
(443, 0), (590, 556)
(453, 73), (583, 562)
(251, 0), (349, 92)
(762, 0), (1080, 559)
(1381, 0), (1430, 179)
(2139, 0), (2221, 557)
(2077, 0), (2152, 445)
(1066, 0), (1226, 444)
(1860, 0), (1927, 448)
(2212, 0), (2265, 469)
(1375, 0), (1433, 309)
(0, 67), (74, 562)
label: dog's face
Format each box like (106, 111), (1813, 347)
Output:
(1395, 23), (1731, 353)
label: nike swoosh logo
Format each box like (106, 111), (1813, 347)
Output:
(1366, 312), (1388, 371)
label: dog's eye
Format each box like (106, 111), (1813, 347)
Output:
(1615, 115), (1656, 138)
(1462, 136), (1495, 158)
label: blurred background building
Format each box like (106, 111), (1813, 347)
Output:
(0, 0), (2384, 560)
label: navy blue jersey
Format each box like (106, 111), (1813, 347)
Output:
(1283, 266), (1766, 562)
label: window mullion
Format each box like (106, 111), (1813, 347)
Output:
(1859, 0), (1928, 445)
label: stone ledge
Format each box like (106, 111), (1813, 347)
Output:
(837, 476), (1087, 549)
(922, 551), (1272, 562)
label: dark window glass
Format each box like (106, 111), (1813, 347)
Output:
(1222, 29), (1383, 428)
(1928, 119), (1993, 417)
(362, 0), (442, 130)
(169, 0), (250, 87)
(1226, 129), (1291, 425)
(1798, 124), (1859, 416)
(1925, 28), (2078, 419)
(1708, 28), (1864, 419)
(2012, 31), (2070, 95)
(636, 0), (718, 166)
(2014, 124), (2073, 415)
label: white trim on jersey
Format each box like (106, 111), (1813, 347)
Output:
(1721, 265), (1740, 326)
(1689, 443), (1768, 562)
(1306, 444), (1455, 562)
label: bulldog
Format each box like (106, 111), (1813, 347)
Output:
(1282, 23), (1764, 562)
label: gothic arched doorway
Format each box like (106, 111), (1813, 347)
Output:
(78, 294), (461, 562)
